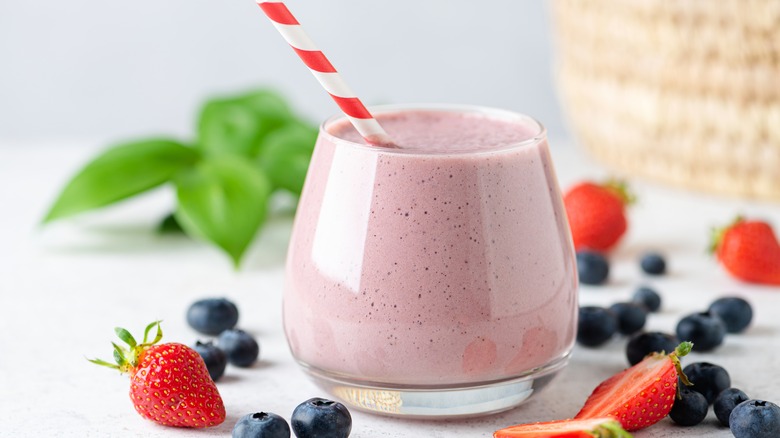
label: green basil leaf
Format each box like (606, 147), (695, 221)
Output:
(44, 139), (198, 222)
(238, 89), (292, 122)
(197, 89), (292, 158)
(157, 212), (184, 234)
(257, 121), (317, 195)
(174, 156), (272, 267)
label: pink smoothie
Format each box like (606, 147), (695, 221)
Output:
(284, 106), (577, 386)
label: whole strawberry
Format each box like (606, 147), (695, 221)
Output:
(89, 321), (226, 427)
(711, 217), (780, 285)
(575, 342), (692, 431)
(564, 180), (634, 252)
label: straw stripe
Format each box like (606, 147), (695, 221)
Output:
(347, 116), (393, 138)
(258, 2), (298, 25)
(330, 95), (373, 119)
(270, 23), (318, 50)
(256, 0), (395, 146)
(292, 48), (336, 73)
(310, 71), (354, 97)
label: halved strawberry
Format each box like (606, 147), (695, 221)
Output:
(575, 342), (692, 431)
(494, 417), (631, 437)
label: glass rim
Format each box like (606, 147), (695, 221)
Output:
(319, 103), (547, 156)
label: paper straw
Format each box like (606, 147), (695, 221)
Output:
(256, 1), (396, 147)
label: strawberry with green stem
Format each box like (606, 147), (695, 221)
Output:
(563, 180), (635, 252)
(575, 342), (692, 431)
(89, 321), (226, 428)
(710, 217), (780, 285)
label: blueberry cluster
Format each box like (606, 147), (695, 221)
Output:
(581, 294), (754, 363)
(577, 285), (661, 347)
(670, 362), (731, 426)
(668, 361), (780, 437)
(232, 398), (352, 438)
(676, 296), (753, 353)
(187, 297), (261, 381)
(576, 247), (755, 354)
(576, 250), (666, 286)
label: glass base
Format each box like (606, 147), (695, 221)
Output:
(298, 353), (570, 418)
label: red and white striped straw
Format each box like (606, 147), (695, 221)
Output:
(256, 1), (395, 147)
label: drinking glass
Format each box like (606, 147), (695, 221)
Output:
(283, 104), (578, 417)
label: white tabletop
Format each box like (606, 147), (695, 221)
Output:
(1, 140), (779, 437)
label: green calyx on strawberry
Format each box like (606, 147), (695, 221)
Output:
(494, 417), (632, 437)
(709, 216), (780, 285)
(601, 179), (637, 206)
(575, 342), (693, 431)
(563, 179), (635, 252)
(89, 321), (164, 373)
(89, 321), (226, 428)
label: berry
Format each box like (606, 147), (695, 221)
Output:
(676, 312), (726, 352)
(575, 342), (692, 431)
(576, 251), (610, 285)
(730, 400), (780, 438)
(639, 252), (666, 275)
(187, 297), (239, 335)
(494, 417), (630, 437)
(625, 331), (678, 366)
(577, 306), (618, 347)
(714, 388), (750, 427)
(608, 302), (647, 335)
(218, 329), (260, 367)
(564, 180), (633, 252)
(669, 386), (709, 426)
(632, 286), (662, 312)
(708, 296), (753, 333)
(232, 412), (290, 438)
(683, 362), (731, 404)
(89, 321), (225, 427)
(711, 218), (780, 285)
(291, 398), (352, 438)
(193, 340), (227, 382)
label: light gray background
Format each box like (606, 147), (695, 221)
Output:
(0, 1), (568, 143)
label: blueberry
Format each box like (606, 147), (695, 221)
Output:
(608, 302), (647, 335)
(218, 329), (260, 367)
(232, 412), (290, 438)
(632, 286), (662, 312)
(683, 362), (731, 404)
(576, 251), (609, 285)
(714, 388), (750, 427)
(669, 386), (709, 426)
(730, 400), (780, 438)
(187, 297), (239, 335)
(291, 398), (352, 438)
(708, 297), (753, 333)
(676, 312), (726, 352)
(193, 340), (227, 381)
(625, 331), (678, 365)
(577, 306), (618, 347)
(639, 252), (666, 275)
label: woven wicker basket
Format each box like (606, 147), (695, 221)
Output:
(552, 0), (780, 201)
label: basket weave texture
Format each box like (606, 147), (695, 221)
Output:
(552, 0), (780, 201)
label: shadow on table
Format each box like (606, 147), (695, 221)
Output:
(35, 215), (295, 270)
